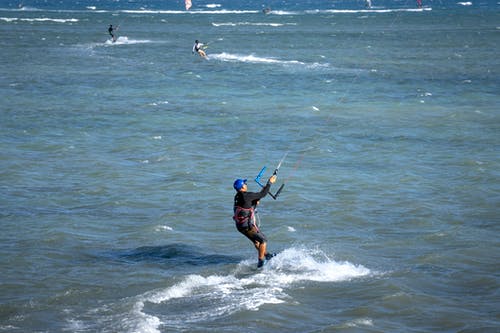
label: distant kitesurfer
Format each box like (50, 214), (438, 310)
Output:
(192, 40), (207, 58)
(233, 176), (277, 268)
(108, 24), (117, 42)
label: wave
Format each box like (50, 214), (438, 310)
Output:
(263, 10), (297, 15)
(212, 22), (296, 27)
(120, 9), (259, 14)
(209, 52), (303, 65)
(17, 6), (40, 11)
(205, 4), (222, 8)
(104, 36), (152, 45)
(0, 17), (78, 23)
(0, 7), (432, 15)
(268, 8), (432, 15)
(0, 7), (256, 14)
(318, 8), (432, 13)
(208, 52), (333, 72)
(73, 36), (156, 51)
(130, 247), (372, 332)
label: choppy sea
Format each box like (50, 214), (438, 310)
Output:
(1, 0), (499, 332)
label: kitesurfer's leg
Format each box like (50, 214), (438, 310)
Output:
(239, 225), (273, 267)
(256, 241), (274, 262)
(258, 242), (267, 261)
(239, 227), (260, 252)
(250, 227), (269, 267)
(250, 226), (267, 258)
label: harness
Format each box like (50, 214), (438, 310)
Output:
(233, 206), (255, 229)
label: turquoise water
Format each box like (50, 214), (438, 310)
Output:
(1, 1), (499, 332)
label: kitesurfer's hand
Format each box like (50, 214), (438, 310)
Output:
(268, 175), (277, 184)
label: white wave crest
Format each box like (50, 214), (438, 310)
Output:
(210, 52), (305, 65)
(212, 22), (295, 27)
(105, 36), (152, 45)
(0, 17), (78, 23)
(345, 318), (374, 327)
(311, 8), (432, 14)
(209, 52), (331, 71)
(267, 10), (298, 15)
(18, 6), (40, 11)
(131, 247), (372, 332)
(120, 9), (258, 15)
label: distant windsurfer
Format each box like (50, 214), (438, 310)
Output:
(365, 0), (372, 8)
(192, 40), (207, 58)
(108, 24), (117, 42)
(416, 0), (423, 8)
(233, 176), (277, 268)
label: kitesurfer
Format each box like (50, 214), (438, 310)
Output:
(192, 40), (207, 58)
(108, 24), (117, 42)
(233, 176), (277, 268)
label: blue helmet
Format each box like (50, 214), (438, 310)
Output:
(233, 178), (247, 191)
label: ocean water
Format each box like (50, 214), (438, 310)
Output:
(1, 0), (499, 332)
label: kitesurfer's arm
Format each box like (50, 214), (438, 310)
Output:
(267, 174), (277, 186)
(246, 175), (276, 202)
(257, 174), (277, 198)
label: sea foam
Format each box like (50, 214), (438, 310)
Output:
(130, 247), (371, 332)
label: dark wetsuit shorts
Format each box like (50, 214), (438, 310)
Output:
(237, 224), (267, 244)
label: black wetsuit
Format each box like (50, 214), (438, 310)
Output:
(108, 25), (115, 40)
(233, 183), (272, 243)
(234, 183), (271, 210)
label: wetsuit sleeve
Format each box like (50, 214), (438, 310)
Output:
(245, 183), (271, 202)
(235, 183), (272, 209)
